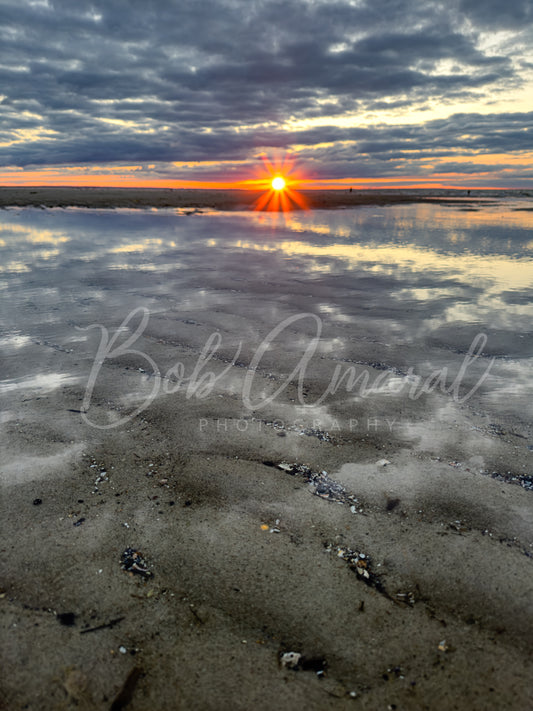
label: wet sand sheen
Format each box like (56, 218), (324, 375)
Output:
(0, 201), (532, 710)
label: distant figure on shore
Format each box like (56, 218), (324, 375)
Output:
(349, 187), (352, 193)
(467, 190), (471, 195)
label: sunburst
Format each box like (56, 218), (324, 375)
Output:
(253, 153), (308, 212)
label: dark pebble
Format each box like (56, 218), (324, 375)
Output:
(300, 657), (327, 673)
(120, 548), (153, 578)
(57, 612), (76, 626)
(386, 497), (401, 511)
(33, 498), (42, 506)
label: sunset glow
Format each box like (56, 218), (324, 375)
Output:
(252, 154), (309, 212)
(0, 2), (532, 188)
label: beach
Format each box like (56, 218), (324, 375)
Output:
(0, 186), (513, 211)
(1, 191), (532, 710)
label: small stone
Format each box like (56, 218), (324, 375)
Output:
(120, 548), (153, 578)
(376, 459), (391, 467)
(280, 651), (301, 669)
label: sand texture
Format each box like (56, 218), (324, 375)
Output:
(1, 200), (532, 710)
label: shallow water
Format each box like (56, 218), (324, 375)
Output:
(2, 199), (533, 711)
(1, 201), (532, 436)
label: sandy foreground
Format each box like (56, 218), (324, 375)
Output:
(0, 196), (532, 710)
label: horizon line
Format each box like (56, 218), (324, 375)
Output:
(0, 182), (525, 191)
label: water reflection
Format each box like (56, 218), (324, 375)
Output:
(0, 372), (80, 393)
(1, 204), (531, 326)
(0, 202), (531, 427)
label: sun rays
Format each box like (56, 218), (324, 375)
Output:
(253, 153), (308, 212)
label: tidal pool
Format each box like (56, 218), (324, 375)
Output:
(1, 202), (532, 433)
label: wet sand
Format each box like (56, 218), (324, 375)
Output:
(1, 201), (532, 710)
(0, 186), (492, 211)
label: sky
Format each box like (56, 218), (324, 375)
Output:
(1, 0), (532, 189)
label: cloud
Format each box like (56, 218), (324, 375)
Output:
(459, 0), (532, 28)
(0, 0), (532, 186)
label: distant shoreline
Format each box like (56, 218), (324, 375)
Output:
(1, 186), (525, 211)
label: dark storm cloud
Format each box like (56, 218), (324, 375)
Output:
(459, 0), (532, 28)
(0, 0), (531, 182)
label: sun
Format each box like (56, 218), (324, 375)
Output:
(252, 152), (308, 212)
